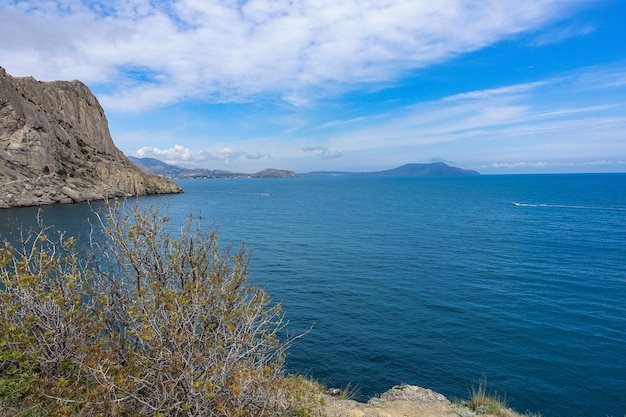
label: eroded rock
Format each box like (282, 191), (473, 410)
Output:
(0, 67), (182, 209)
(323, 385), (458, 417)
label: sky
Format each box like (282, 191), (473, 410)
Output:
(1, 0), (625, 174)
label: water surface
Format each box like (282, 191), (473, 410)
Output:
(2, 174), (625, 417)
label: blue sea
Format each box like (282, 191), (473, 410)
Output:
(2, 174), (625, 417)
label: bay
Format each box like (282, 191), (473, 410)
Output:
(1, 174), (625, 417)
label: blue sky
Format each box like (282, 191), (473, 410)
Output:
(1, 0), (625, 174)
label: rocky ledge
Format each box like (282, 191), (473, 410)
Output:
(324, 385), (455, 417)
(0, 67), (181, 209)
(322, 384), (524, 417)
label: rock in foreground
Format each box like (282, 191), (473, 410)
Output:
(323, 384), (525, 417)
(324, 385), (457, 417)
(0, 67), (181, 209)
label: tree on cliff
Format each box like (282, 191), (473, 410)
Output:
(0, 201), (321, 417)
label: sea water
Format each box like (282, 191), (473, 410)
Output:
(1, 174), (625, 417)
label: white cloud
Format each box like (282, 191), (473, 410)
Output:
(308, 64), (626, 170)
(136, 145), (203, 163)
(317, 116), (366, 130)
(526, 23), (596, 47)
(0, 0), (592, 111)
(442, 81), (548, 102)
(119, 62), (626, 173)
(303, 146), (343, 160)
(206, 147), (268, 162)
(135, 144), (268, 167)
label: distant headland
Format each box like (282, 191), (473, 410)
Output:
(299, 162), (480, 177)
(129, 157), (480, 179)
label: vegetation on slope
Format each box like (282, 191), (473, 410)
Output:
(0, 201), (323, 416)
(454, 376), (541, 417)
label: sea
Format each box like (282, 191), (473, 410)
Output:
(1, 174), (625, 417)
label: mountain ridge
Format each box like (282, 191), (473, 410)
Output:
(301, 162), (479, 177)
(129, 156), (297, 178)
(129, 157), (479, 178)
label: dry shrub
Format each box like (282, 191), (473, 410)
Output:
(0, 201), (321, 416)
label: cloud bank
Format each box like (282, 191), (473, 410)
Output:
(136, 145), (268, 166)
(0, 0), (590, 111)
(303, 146), (343, 160)
(310, 64), (626, 172)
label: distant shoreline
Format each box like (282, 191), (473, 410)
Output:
(129, 158), (480, 179)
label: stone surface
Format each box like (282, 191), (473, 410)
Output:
(377, 385), (451, 403)
(322, 384), (522, 417)
(0, 67), (182, 208)
(323, 385), (458, 417)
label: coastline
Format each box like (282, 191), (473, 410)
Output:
(321, 384), (528, 417)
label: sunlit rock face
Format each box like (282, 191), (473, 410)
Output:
(0, 67), (181, 208)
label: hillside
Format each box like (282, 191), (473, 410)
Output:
(130, 157), (479, 178)
(129, 156), (296, 178)
(366, 162), (479, 176)
(300, 162), (479, 177)
(0, 67), (181, 208)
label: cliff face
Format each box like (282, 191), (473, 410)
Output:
(0, 67), (182, 209)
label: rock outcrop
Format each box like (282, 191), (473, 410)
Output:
(322, 384), (528, 417)
(323, 385), (459, 417)
(0, 67), (182, 209)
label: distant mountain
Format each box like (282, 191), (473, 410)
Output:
(300, 162), (479, 177)
(250, 168), (297, 178)
(129, 158), (479, 179)
(366, 162), (479, 176)
(128, 157), (295, 179)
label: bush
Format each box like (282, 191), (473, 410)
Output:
(456, 375), (513, 417)
(0, 201), (321, 416)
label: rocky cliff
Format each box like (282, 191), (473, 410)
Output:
(0, 67), (182, 209)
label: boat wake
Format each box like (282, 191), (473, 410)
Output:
(512, 202), (626, 211)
